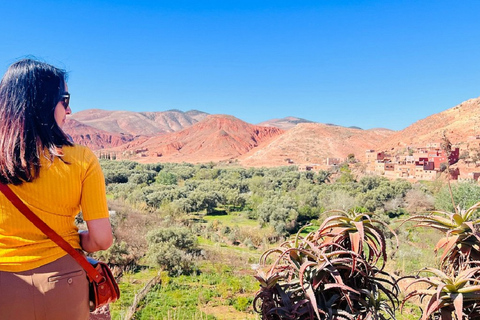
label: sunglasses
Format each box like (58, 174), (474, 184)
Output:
(59, 92), (70, 109)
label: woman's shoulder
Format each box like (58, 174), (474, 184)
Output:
(61, 144), (97, 162)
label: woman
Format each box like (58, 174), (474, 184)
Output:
(0, 59), (113, 320)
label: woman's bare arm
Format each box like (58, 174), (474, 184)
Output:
(80, 218), (113, 252)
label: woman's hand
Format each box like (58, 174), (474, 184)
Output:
(79, 218), (113, 252)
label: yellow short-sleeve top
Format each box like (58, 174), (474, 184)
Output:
(0, 145), (110, 272)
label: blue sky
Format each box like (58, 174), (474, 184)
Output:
(1, 0), (479, 130)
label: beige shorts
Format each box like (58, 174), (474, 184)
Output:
(0, 254), (89, 320)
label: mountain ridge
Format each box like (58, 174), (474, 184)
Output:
(63, 96), (480, 166)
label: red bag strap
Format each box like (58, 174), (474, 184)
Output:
(0, 183), (104, 284)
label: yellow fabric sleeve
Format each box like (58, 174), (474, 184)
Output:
(0, 145), (109, 272)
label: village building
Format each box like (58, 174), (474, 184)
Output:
(301, 144), (461, 182)
(364, 144), (460, 181)
(394, 163), (416, 179)
(365, 150), (376, 163)
(298, 165), (313, 171)
(326, 157), (343, 166)
(468, 172), (480, 181)
(298, 164), (323, 171)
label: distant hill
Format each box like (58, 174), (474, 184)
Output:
(68, 109), (209, 137)
(258, 116), (314, 130)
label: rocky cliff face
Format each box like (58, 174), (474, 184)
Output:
(63, 119), (136, 149)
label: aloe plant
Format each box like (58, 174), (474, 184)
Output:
(403, 201), (480, 273)
(402, 266), (480, 320)
(253, 211), (399, 320)
(313, 209), (398, 269)
(401, 201), (480, 319)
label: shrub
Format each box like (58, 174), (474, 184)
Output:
(404, 185), (435, 213)
(146, 242), (198, 276)
(147, 226), (198, 251)
(145, 227), (201, 276)
(434, 180), (480, 213)
(104, 170), (129, 184)
(156, 171), (178, 185)
(91, 241), (136, 270)
(128, 171), (157, 185)
(103, 200), (161, 270)
(318, 188), (358, 211)
(233, 296), (252, 312)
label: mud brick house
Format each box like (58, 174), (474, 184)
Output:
(449, 168), (460, 180)
(394, 164), (415, 178)
(427, 148), (460, 168)
(365, 150), (376, 163)
(298, 164), (323, 171)
(468, 172), (480, 181)
(326, 157), (343, 166)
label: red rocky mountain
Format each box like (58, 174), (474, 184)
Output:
(63, 119), (137, 150)
(64, 109), (208, 150)
(104, 114), (285, 163)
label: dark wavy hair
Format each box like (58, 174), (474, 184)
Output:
(0, 58), (73, 185)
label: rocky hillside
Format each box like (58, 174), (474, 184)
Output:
(379, 96), (480, 150)
(107, 115), (285, 163)
(67, 109), (209, 137)
(63, 119), (137, 149)
(239, 123), (394, 167)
